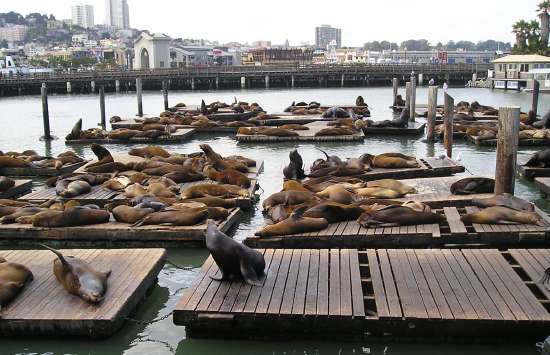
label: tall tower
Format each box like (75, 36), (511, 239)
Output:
(105, 0), (130, 29)
(72, 4), (95, 28)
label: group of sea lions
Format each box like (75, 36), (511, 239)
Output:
(462, 194), (543, 226)
(1, 244), (110, 312)
(0, 176), (15, 192)
(66, 118), (178, 141)
(0, 150), (84, 169)
(283, 97), (371, 117)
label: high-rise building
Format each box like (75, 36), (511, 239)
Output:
(105, 0), (130, 29)
(0, 25), (28, 43)
(71, 4), (95, 29)
(315, 24), (341, 49)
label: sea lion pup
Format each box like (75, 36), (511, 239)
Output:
(357, 204), (444, 227)
(461, 206), (544, 226)
(133, 208), (208, 227)
(129, 146), (170, 159)
(181, 184), (249, 199)
(525, 149), (550, 168)
(203, 165), (251, 188)
(32, 207), (110, 227)
(283, 150), (306, 181)
(363, 153), (419, 169)
(366, 179), (416, 195)
(112, 205), (154, 224)
(450, 177), (495, 195)
(58, 180), (92, 198)
(205, 220), (266, 286)
(471, 193), (535, 212)
(87, 144), (114, 169)
(42, 244), (110, 304)
(0, 176), (15, 192)
(315, 127), (355, 136)
(0, 257), (33, 310)
(316, 185), (354, 204)
(256, 206), (328, 237)
(304, 202), (363, 223)
(262, 190), (318, 211)
(65, 118), (83, 140)
(199, 144), (248, 173)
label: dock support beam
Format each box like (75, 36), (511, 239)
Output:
(418, 73), (424, 86)
(532, 80), (540, 117)
(341, 74), (345, 87)
(215, 77), (219, 90)
(409, 75), (416, 122)
(240, 76), (246, 89)
(426, 86), (438, 143)
(99, 85), (106, 130)
(91, 80), (96, 93)
(136, 78), (143, 117)
(472, 72), (477, 84)
(392, 78), (398, 106)
(443, 93), (454, 158)
(66, 82), (72, 94)
(405, 82), (411, 109)
(265, 75), (270, 89)
(291, 75), (295, 88)
(191, 78), (195, 90)
(162, 80), (169, 111)
(115, 80), (120, 93)
(495, 106), (520, 195)
(41, 83), (52, 140)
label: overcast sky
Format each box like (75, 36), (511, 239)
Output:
(1, 0), (543, 46)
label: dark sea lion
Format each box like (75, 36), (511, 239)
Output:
(66, 118), (83, 140)
(0, 177), (15, 192)
(42, 245), (110, 304)
(357, 204), (444, 227)
(133, 208), (208, 227)
(205, 220), (265, 285)
(0, 258), (33, 310)
(58, 180), (92, 198)
(112, 205), (154, 224)
(107, 129), (141, 140)
(304, 202), (363, 223)
(393, 94), (406, 107)
(256, 206), (328, 237)
(164, 170), (204, 183)
(86, 162), (128, 174)
(314, 127), (354, 136)
(461, 206), (544, 226)
(330, 165), (364, 177)
(471, 193), (534, 212)
(450, 177), (495, 195)
(356, 96), (367, 107)
(32, 207), (110, 227)
(525, 149), (550, 168)
(0, 205), (19, 217)
(317, 148), (342, 167)
(262, 191), (318, 211)
(322, 107), (349, 119)
(1, 207), (44, 224)
(88, 144), (114, 169)
(283, 149), (306, 180)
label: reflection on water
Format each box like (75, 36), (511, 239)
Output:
(0, 87), (549, 354)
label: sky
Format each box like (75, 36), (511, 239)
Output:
(0, 0), (544, 46)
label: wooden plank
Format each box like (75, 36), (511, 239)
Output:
(254, 249), (284, 314)
(392, 249), (428, 318)
(366, 249), (389, 318)
(349, 250), (365, 317)
(317, 249), (329, 316)
(377, 249), (402, 317)
(414, 250), (453, 319)
(328, 249), (341, 316)
(266, 249), (293, 314)
(239, 249), (275, 313)
(340, 249), (353, 316)
(304, 249), (320, 316)
(405, 249), (440, 319)
(291, 249), (310, 315)
(280, 249), (302, 315)
(443, 207), (467, 235)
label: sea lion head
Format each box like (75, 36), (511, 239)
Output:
(76, 269), (110, 304)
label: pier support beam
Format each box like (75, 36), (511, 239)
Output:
(240, 76), (246, 89)
(418, 73), (424, 86)
(405, 82), (411, 109)
(445, 73), (450, 84)
(66, 82), (72, 94)
(265, 75), (270, 89)
(392, 78), (399, 106)
(162, 80), (169, 111)
(41, 83), (52, 140)
(91, 80), (96, 94)
(472, 72), (477, 84)
(443, 93), (454, 158)
(115, 80), (120, 93)
(215, 77), (219, 90)
(136, 78), (143, 117)
(318, 77), (323, 87)
(341, 74), (345, 88)
(99, 86), (106, 130)
(426, 85), (438, 143)
(495, 106), (520, 195)
(191, 78), (195, 90)
(410, 75), (416, 122)
(532, 80), (540, 117)
(291, 75), (295, 88)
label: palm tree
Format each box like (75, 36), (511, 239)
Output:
(538, 1), (550, 49)
(527, 20), (542, 51)
(512, 20), (530, 52)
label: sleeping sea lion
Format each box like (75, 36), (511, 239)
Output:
(32, 207), (110, 227)
(0, 156), (29, 168)
(357, 204), (443, 227)
(187, 197), (238, 209)
(164, 170), (205, 183)
(0, 205), (19, 217)
(255, 206), (328, 237)
(304, 202), (363, 223)
(364, 153), (419, 169)
(112, 205), (154, 224)
(129, 146), (170, 159)
(366, 179), (416, 195)
(259, 128), (299, 137)
(133, 208), (208, 227)
(42, 245), (110, 304)
(316, 185), (354, 204)
(124, 184), (148, 198)
(355, 187), (406, 199)
(471, 193), (534, 212)
(181, 184), (248, 199)
(205, 220), (265, 286)
(322, 107), (349, 119)
(0, 177), (15, 192)
(461, 206), (544, 226)
(58, 180), (92, 198)
(203, 165), (251, 188)
(262, 191), (318, 211)
(525, 149), (550, 168)
(0, 207), (44, 224)
(450, 177), (495, 195)
(282, 180), (310, 192)
(279, 124), (309, 131)
(0, 258), (33, 310)
(314, 127), (354, 136)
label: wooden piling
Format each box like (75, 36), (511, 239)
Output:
(443, 93), (454, 158)
(532, 80), (540, 117)
(405, 82), (411, 108)
(136, 78), (143, 117)
(392, 78), (399, 106)
(426, 86), (438, 142)
(162, 80), (169, 111)
(495, 106), (520, 195)
(99, 86), (106, 130)
(41, 83), (51, 140)
(410, 75), (416, 122)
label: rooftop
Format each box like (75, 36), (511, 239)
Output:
(493, 54), (550, 63)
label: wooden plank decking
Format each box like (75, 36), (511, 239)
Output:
(0, 179), (32, 199)
(244, 205), (550, 249)
(174, 248), (550, 340)
(236, 122), (365, 142)
(364, 121), (426, 135)
(0, 248), (166, 339)
(65, 128), (196, 145)
(535, 177), (550, 197)
(467, 134), (550, 147)
(356, 157), (464, 181)
(0, 161), (87, 177)
(519, 163), (550, 179)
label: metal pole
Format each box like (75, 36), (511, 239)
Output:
(162, 80), (169, 111)
(409, 75), (416, 122)
(41, 83), (51, 140)
(136, 78), (143, 117)
(532, 80), (540, 117)
(99, 85), (106, 130)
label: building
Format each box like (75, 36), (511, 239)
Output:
(71, 4), (95, 29)
(315, 24), (341, 49)
(105, 0), (130, 29)
(242, 48), (313, 66)
(252, 41), (271, 48)
(0, 25), (28, 44)
(377, 50), (496, 65)
(170, 45), (236, 67)
(133, 32), (171, 69)
(492, 54), (550, 79)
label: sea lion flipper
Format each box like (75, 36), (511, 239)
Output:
(290, 206), (308, 221)
(40, 244), (71, 269)
(240, 258), (263, 286)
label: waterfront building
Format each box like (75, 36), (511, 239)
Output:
(493, 54), (550, 79)
(71, 4), (95, 29)
(105, 0), (130, 29)
(133, 32), (171, 69)
(378, 50), (496, 64)
(0, 25), (28, 44)
(242, 48), (314, 65)
(315, 25), (341, 49)
(170, 46), (236, 67)
(252, 41), (272, 48)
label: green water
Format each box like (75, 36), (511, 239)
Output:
(0, 86), (549, 354)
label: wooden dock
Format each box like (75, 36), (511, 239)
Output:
(467, 135), (550, 147)
(244, 205), (550, 249)
(0, 161), (87, 177)
(355, 156), (464, 181)
(254, 114), (332, 126)
(518, 161), (550, 179)
(174, 248), (550, 340)
(236, 122), (365, 143)
(535, 177), (550, 197)
(364, 121), (426, 135)
(18, 184), (121, 206)
(0, 179), (32, 199)
(65, 128), (196, 145)
(0, 248), (166, 339)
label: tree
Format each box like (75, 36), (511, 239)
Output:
(538, 1), (550, 50)
(527, 20), (541, 52)
(512, 20), (530, 52)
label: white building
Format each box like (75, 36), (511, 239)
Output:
(105, 0), (130, 29)
(0, 25), (28, 44)
(133, 32), (171, 69)
(71, 4), (95, 29)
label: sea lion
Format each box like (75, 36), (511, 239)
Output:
(0, 199), (29, 208)
(32, 207), (110, 227)
(128, 146), (170, 159)
(0, 205), (19, 217)
(0, 177), (15, 192)
(471, 193), (535, 212)
(525, 149), (550, 168)
(0, 258), (33, 310)
(181, 184), (248, 199)
(355, 187), (406, 199)
(366, 179), (416, 195)
(279, 124), (309, 131)
(316, 185), (354, 204)
(58, 180), (92, 198)
(205, 220), (265, 285)
(87, 144), (114, 169)
(282, 180), (310, 192)
(103, 176), (132, 191)
(450, 177), (495, 195)
(203, 165), (251, 188)
(304, 202), (363, 223)
(363, 153), (419, 169)
(42, 245), (110, 304)
(0, 156), (29, 168)
(256, 206), (328, 237)
(199, 144), (249, 173)
(187, 197), (238, 209)
(85, 162), (128, 174)
(66, 118), (83, 140)
(147, 182), (177, 198)
(133, 208), (208, 227)
(283, 149), (306, 180)
(314, 127), (354, 136)
(461, 206), (544, 226)
(259, 128), (299, 137)
(317, 149), (342, 167)
(0, 207), (44, 224)
(262, 191), (318, 211)
(164, 170), (204, 183)
(357, 204), (444, 227)
(322, 107), (349, 119)
(112, 205), (154, 224)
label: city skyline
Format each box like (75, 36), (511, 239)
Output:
(0, 0), (543, 46)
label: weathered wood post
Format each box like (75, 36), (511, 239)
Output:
(265, 75), (270, 89)
(41, 83), (52, 140)
(443, 93), (454, 158)
(405, 82), (411, 109)
(115, 79), (120, 93)
(392, 78), (398, 105)
(409, 75), (416, 122)
(136, 78), (143, 117)
(495, 106), (520, 195)
(162, 80), (169, 111)
(341, 73), (345, 87)
(426, 86), (438, 142)
(99, 85), (106, 130)
(532, 79), (540, 117)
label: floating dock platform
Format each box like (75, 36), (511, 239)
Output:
(0, 161), (87, 177)
(0, 248), (166, 339)
(354, 157), (464, 181)
(364, 121), (426, 135)
(0, 179), (32, 199)
(467, 135), (550, 147)
(65, 128), (196, 145)
(535, 177), (550, 198)
(174, 248), (550, 340)
(236, 122), (364, 143)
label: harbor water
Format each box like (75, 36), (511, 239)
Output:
(1, 86), (549, 354)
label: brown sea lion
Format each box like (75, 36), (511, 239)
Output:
(0, 199), (30, 207)
(0, 156), (29, 168)
(255, 206), (328, 237)
(147, 182), (177, 198)
(461, 206), (544, 226)
(203, 165), (251, 188)
(124, 184), (148, 198)
(304, 202), (364, 223)
(355, 187), (406, 199)
(199, 144), (248, 173)
(366, 179), (416, 195)
(112, 205), (154, 224)
(164, 170), (204, 183)
(87, 144), (114, 169)
(43, 245), (110, 304)
(103, 176), (132, 191)
(58, 180), (92, 198)
(128, 146), (170, 159)
(187, 197), (238, 208)
(133, 208), (208, 227)
(86, 162), (128, 174)
(107, 129), (140, 140)
(316, 185), (354, 204)
(0, 207), (44, 224)
(141, 164), (190, 176)
(357, 204), (443, 227)
(181, 184), (248, 199)
(32, 207), (110, 227)
(259, 128), (300, 137)
(279, 124), (309, 131)
(314, 127), (355, 136)
(364, 153), (419, 169)
(450, 177), (495, 195)
(0, 177), (15, 192)
(471, 193), (535, 212)
(262, 190), (318, 211)
(0, 258), (33, 310)
(0, 205), (19, 217)
(282, 180), (310, 192)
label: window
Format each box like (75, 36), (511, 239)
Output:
(160, 61), (164, 68)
